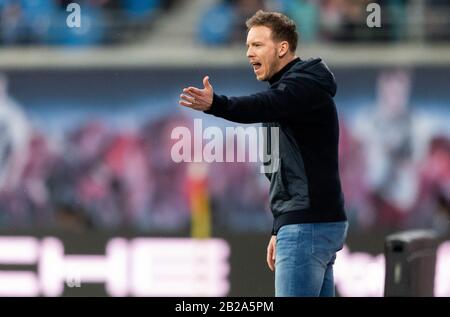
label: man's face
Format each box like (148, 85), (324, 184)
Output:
(246, 26), (279, 81)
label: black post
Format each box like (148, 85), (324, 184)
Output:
(384, 230), (438, 297)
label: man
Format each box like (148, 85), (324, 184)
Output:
(179, 10), (348, 297)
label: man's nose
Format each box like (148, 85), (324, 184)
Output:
(246, 47), (254, 58)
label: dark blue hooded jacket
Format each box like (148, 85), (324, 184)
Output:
(205, 57), (347, 234)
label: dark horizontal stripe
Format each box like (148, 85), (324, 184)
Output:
(272, 209), (347, 235)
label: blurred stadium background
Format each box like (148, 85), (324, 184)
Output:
(0, 0), (449, 297)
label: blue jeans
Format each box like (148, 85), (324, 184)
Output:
(275, 221), (348, 297)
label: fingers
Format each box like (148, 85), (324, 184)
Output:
(183, 87), (203, 96)
(178, 100), (193, 108)
(203, 76), (212, 90)
(178, 94), (209, 111)
(180, 93), (195, 104)
(179, 78), (213, 111)
(272, 240), (276, 262)
(267, 248), (274, 272)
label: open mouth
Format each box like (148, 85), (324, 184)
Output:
(251, 62), (262, 72)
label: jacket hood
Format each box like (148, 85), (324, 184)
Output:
(289, 58), (337, 97)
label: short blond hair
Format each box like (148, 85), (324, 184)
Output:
(246, 10), (298, 52)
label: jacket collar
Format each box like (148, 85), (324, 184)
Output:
(268, 57), (301, 85)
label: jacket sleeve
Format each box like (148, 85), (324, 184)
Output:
(271, 225), (277, 236)
(204, 78), (317, 124)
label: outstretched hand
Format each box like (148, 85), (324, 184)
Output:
(179, 76), (214, 111)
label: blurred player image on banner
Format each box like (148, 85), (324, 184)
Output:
(0, 73), (31, 191)
(180, 10), (348, 297)
(353, 69), (416, 229)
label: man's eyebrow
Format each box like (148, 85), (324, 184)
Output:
(246, 41), (263, 47)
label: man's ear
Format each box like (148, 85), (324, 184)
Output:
(278, 41), (289, 58)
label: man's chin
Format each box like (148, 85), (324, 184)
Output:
(255, 74), (267, 81)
